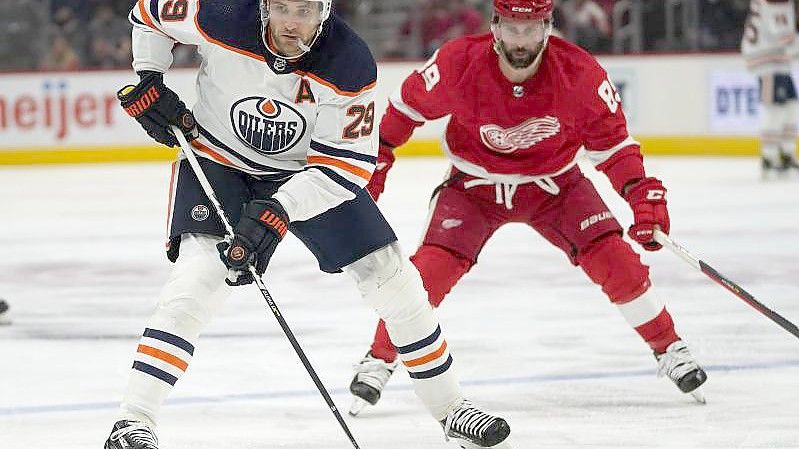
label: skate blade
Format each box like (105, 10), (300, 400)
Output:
(689, 387), (706, 404)
(349, 397), (369, 416)
(457, 440), (514, 449)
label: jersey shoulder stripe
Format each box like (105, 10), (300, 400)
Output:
(300, 16), (377, 96)
(195, 0), (266, 61)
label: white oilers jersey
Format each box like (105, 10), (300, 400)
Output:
(741, 0), (797, 73)
(129, 0), (377, 221)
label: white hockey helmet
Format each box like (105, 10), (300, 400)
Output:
(261, 0), (333, 57)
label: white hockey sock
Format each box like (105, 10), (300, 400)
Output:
(615, 289), (665, 329)
(346, 243), (462, 421)
(778, 101), (798, 155)
(120, 324), (199, 427)
(761, 101), (792, 161)
(119, 234), (230, 426)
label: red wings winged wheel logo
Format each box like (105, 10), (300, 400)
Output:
(480, 116), (561, 154)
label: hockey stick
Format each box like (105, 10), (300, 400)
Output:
(653, 229), (799, 341)
(171, 127), (362, 449)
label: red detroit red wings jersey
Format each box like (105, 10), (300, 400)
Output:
(383, 34), (638, 179)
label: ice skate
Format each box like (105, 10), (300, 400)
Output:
(778, 151), (799, 173)
(104, 420), (159, 449)
(348, 351), (397, 416)
(656, 340), (708, 403)
(762, 151), (799, 179)
(441, 399), (511, 448)
(0, 299), (10, 325)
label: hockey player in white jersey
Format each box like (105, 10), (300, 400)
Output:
(104, 1), (511, 448)
(742, 0), (799, 175)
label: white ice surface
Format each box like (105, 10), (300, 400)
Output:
(1, 157), (798, 449)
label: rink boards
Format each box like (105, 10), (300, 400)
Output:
(0, 53), (794, 164)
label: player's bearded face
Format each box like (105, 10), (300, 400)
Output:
(267, 0), (322, 56)
(494, 17), (548, 69)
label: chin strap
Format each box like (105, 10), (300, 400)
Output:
(260, 0), (329, 59)
(297, 36), (314, 53)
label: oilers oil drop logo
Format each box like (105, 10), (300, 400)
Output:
(230, 97), (306, 155)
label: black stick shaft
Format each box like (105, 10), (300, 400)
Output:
(654, 229), (799, 341)
(252, 272), (361, 448)
(698, 261), (799, 340)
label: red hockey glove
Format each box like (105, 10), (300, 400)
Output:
(366, 142), (396, 201)
(623, 177), (670, 251)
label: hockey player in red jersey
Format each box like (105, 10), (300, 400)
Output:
(349, 0), (708, 415)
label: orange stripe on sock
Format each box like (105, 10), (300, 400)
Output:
(137, 344), (189, 371)
(402, 340), (448, 368)
(307, 156), (372, 181)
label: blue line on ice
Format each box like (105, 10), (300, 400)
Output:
(3, 359), (797, 416)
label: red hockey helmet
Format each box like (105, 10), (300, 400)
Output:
(494, 0), (553, 21)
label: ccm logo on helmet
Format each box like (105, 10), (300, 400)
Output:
(495, 0), (553, 20)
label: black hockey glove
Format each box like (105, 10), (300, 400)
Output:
(217, 199), (289, 286)
(117, 71), (198, 147)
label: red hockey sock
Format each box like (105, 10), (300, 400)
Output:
(369, 246), (471, 363)
(370, 319), (398, 363)
(410, 245), (471, 307)
(635, 308), (680, 354)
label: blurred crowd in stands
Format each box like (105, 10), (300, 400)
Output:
(0, 0), (767, 71)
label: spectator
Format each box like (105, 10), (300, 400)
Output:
(335, 0), (358, 22)
(41, 34), (81, 71)
(700, 0), (749, 50)
(594, 0), (616, 16)
(414, 0), (454, 57)
(52, 5), (88, 62)
(560, 0), (613, 53)
(444, 0), (485, 40)
(0, 0), (47, 70)
(386, 0), (488, 59)
(86, 4), (132, 68)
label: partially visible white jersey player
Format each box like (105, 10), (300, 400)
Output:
(103, 1), (511, 448)
(742, 0), (799, 176)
